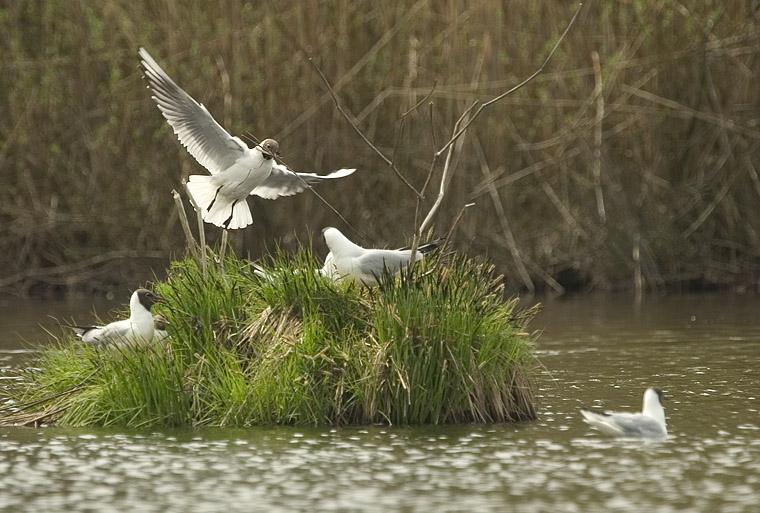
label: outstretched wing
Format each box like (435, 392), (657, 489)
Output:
(139, 47), (247, 175)
(250, 163), (355, 199)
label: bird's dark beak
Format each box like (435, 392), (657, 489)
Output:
(153, 294), (168, 305)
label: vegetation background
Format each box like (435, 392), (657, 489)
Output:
(2, 1), (760, 296)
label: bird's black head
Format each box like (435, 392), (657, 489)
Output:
(136, 288), (165, 311)
(260, 139), (280, 160)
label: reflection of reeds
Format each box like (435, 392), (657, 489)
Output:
(1, 247), (538, 427)
(3, 2), (760, 294)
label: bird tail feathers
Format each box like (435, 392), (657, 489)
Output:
(186, 176), (253, 229)
(418, 239), (444, 255)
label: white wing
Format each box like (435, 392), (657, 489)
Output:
(73, 319), (135, 346)
(139, 47), (247, 175)
(356, 249), (412, 278)
(71, 325), (106, 345)
(250, 164), (355, 200)
(581, 410), (666, 438)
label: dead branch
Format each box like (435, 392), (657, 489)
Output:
(408, 3), (583, 269)
(434, 3), (584, 158)
(310, 58), (422, 198)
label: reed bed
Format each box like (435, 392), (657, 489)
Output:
(3, 1), (760, 296)
(0, 247), (538, 427)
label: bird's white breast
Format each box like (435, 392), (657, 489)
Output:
(212, 150), (273, 200)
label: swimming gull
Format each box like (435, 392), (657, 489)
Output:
(580, 387), (668, 438)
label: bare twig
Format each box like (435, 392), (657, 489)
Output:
(434, 3), (584, 158)
(245, 120), (366, 241)
(0, 249), (165, 289)
(310, 58), (422, 198)
(406, 104), (475, 277)
(428, 101), (437, 149)
(436, 202), (475, 267)
(0, 368), (97, 414)
(418, 102), (477, 234)
(408, 3), (583, 271)
(623, 85), (760, 140)
(219, 229), (228, 262)
(182, 181), (207, 279)
(172, 189), (200, 261)
(390, 82), (437, 165)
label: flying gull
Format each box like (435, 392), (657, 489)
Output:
(139, 48), (355, 229)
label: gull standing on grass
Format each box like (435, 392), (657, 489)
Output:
(71, 289), (165, 347)
(322, 227), (442, 286)
(580, 387), (668, 438)
(138, 48), (356, 229)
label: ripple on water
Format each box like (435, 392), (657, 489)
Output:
(1, 295), (760, 512)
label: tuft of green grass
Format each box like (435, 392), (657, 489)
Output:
(1, 246), (539, 428)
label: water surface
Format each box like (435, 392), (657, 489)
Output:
(1, 294), (758, 512)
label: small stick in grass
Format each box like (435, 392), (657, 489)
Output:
(172, 189), (200, 262)
(183, 180), (207, 279)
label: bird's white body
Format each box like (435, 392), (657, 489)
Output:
(581, 387), (667, 438)
(185, 145), (272, 229)
(322, 227), (440, 286)
(72, 289), (160, 347)
(139, 48), (355, 229)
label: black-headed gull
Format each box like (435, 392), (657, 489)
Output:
(322, 227), (442, 286)
(581, 387), (668, 438)
(139, 48), (355, 229)
(71, 289), (164, 347)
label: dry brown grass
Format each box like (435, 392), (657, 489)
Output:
(3, 1), (760, 295)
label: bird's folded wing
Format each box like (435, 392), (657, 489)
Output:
(357, 250), (409, 277)
(139, 48), (246, 175)
(610, 414), (665, 437)
(70, 325), (103, 341)
(589, 411), (664, 437)
(91, 320), (134, 344)
(250, 163), (355, 199)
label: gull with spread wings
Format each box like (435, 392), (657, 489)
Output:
(139, 48), (355, 229)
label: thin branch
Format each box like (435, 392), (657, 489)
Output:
(406, 105), (472, 276)
(310, 58), (422, 198)
(428, 101), (437, 149)
(172, 189), (200, 261)
(267, 0), (429, 141)
(439, 202), (474, 257)
(407, 3), (582, 276)
(435, 2), (583, 158)
(418, 102), (477, 234)
(183, 180), (207, 279)
(390, 82), (437, 165)
(472, 134), (536, 293)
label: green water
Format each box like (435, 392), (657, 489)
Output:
(1, 294), (758, 512)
